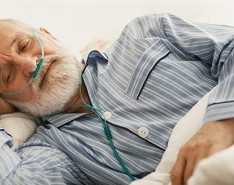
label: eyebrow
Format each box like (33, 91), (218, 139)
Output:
(10, 36), (20, 48)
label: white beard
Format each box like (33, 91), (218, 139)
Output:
(8, 53), (82, 116)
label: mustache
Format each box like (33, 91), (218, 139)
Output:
(32, 53), (79, 88)
(40, 55), (62, 71)
(32, 54), (64, 87)
(38, 53), (79, 72)
(36, 54), (70, 78)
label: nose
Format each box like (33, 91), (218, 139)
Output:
(14, 56), (38, 77)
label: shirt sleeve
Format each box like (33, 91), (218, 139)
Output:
(0, 126), (79, 185)
(127, 13), (234, 123)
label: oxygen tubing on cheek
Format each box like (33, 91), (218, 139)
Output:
(0, 28), (44, 97)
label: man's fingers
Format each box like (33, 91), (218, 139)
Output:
(170, 149), (186, 185)
(183, 147), (208, 184)
(183, 155), (196, 184)
(171, 121), (234, 185)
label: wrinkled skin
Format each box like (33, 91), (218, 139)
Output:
(171, 119), (234, 185)
(0, 97), (15, 115)
(0, 19), (86, 116)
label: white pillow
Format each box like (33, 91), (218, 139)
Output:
(0, 112), (38, 151)
(131, 88), (214, 185)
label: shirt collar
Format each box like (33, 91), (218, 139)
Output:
(41, 50), (108, 128)
(41, 113), (90, 128)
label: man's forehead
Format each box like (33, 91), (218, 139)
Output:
(0, 20), (32, 45)
(0, 19), (33, 35)
(0, 20), (29, 33)
(0, 19), (31, 28)
(0, 27), (18, 49)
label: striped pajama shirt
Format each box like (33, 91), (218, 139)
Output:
(1, 13), (234, 184)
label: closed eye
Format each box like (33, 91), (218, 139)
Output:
(6, 65), (14, 85)
(19, 38), (31, 52)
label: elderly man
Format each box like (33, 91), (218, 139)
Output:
(0, 13), (234, 185)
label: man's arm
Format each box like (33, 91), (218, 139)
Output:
(129, 13), (234, 184)
(152, 14), (234, 184)
(129, 13), (234, 116)
(0, 128), (77, 184)
(170, 119), (234, 185)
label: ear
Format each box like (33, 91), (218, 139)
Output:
(39, 27), (58, 41)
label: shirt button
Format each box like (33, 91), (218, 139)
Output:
(102, 111), (112, 120)
(138, 127), (149, 138)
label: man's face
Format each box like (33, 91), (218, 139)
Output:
(0, 20), (82, 116)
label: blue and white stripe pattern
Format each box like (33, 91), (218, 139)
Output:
(1, 13), (234, 184)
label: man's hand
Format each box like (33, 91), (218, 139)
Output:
(170, 119), (234, 185)
(0, 98), (15, 115)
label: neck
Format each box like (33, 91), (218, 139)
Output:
(63, 79), (91, 113)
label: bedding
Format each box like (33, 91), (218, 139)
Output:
(189, 144), (234, 185)
(0, 113), (38, 150)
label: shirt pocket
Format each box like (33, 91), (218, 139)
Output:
(126, 40), (171, 100)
